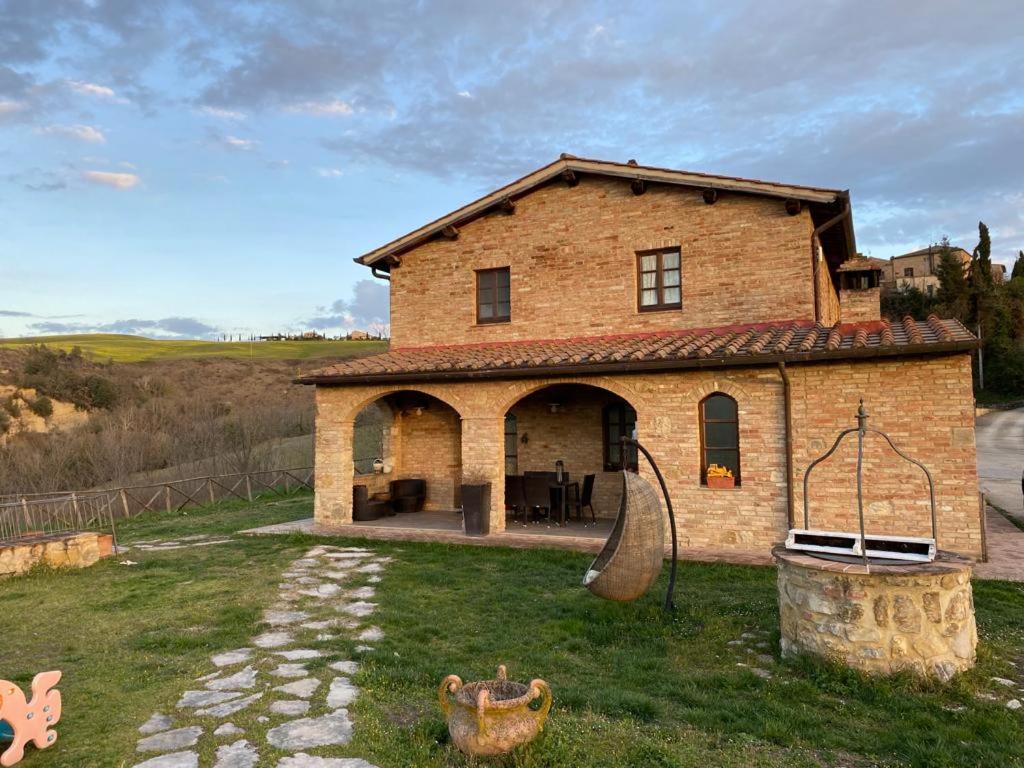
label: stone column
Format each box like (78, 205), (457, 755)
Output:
(314, 388), (355, 528)
(460, 415), (506, 533)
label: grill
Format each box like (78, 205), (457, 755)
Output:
(786, 400), (937, 568)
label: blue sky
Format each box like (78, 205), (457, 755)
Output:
(1, 1), (1022, 339)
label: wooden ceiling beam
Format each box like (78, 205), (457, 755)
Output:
(441, 224), (459, 240)
(561, 168), (579, 187)
(631, 178), (646, 196)
(702, 188), (718, 205)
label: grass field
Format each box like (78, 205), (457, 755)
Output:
(0, 333), (387, 362)
(3, 495), (1024, 767)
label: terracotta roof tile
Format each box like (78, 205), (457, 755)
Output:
(300, 317), (978, 385)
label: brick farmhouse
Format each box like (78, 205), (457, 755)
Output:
(302, 155), (982, 558)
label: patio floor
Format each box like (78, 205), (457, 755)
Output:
(243, 512), (776, 565)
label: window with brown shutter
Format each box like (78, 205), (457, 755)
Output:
(476, 267), (511, 324)
(637, 248), (682, 311)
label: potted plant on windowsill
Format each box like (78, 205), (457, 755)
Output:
(460, 473), (492, 536)
(706, 464), (735, 489)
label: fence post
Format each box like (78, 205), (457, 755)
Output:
(120, 489), (130, 519)
(208, 478), (215, 504)
(165, 485), (171, 512)
(21, 497), (30, 534)
(245, 474), (253, 502)
(72, 492), (83, 529)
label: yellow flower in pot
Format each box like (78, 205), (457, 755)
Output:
(706, 464), (735, 489)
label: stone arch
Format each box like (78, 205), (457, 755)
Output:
(501, 379), (642, 520)
(344, 385), (466, 423)
(495, 375), (642, 416)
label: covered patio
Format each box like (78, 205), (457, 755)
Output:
(338, 382), (638, 538)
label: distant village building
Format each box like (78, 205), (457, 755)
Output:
(881, 244), (1006, 296)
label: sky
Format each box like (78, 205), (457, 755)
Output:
(1, 0), (1022, 340)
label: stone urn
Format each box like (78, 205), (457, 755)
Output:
(438, 665), (551, 756)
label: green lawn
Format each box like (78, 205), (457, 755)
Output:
(2, 494), (1024, 767)
(0, 333), (387, 362)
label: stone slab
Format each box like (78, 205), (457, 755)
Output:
(270, 699), (311, 716)
(326, 677), (359, 708)
(196, 692), (263, 718)
(133, 752), (199, 768)
(177, 690), (242, 709)
(206, 666), (258, 691)
(274, 678), (321, 698)
(137, 726), (203, 753)
(266, 710), (353, 750)
(211, 648), (254, 667)
(214, 739), (259, 768)
(139, 713), (173, 735)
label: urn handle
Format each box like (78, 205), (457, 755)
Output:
(475, 689), (491, 736)
(529, 679), (552, 730)
(438, 675), (462, 718)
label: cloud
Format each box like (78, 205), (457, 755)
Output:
(37, 124), (106, 143)
(214, 133), (259, 151)
(307, 280), (389, 331)
(0, 99), (25, 116)
(66, 80), (125, 102)
(82, 170), (140, 189)
(6, 167), (68, 192)
(0, 310), (34, 317)
(316, 167), (343, 178)
(28, 316), (220, 340)
(285, 99), (353, 116)
(3, 0), (1024, 265)
(198, 106), (246, 120)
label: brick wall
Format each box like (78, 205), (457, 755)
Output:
(313, 352), (981, 558)
(839, 287), (881, 322)
(389, 176), (817, 347)
(788, 354), (979, 554)
(394, 407), (462, 510)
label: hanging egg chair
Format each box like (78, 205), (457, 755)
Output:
(583, 470), (666, 602)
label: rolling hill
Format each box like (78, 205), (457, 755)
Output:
(0, 333), (387, 363)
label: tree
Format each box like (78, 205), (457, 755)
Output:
(934, 237), (970, 323)
(881, 284), (935, 321)
(1012, 250), (1024, 281)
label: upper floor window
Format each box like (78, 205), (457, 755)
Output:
(904, 267), (914, 277)
(603, 402), (638, 471)
(637, 248), (682, 311)
(477, 267), (511, 324)
(700, 393), (740, 485)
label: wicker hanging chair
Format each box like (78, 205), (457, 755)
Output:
(583, 470), (665, 601)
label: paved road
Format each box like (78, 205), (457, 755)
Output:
(976, 407), (1024, 520)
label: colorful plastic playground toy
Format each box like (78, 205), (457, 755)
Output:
(0, 672), (61, 766)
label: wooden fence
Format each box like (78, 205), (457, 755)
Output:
(0, 467), (314, 544)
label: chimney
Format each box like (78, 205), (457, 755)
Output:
(837, 255), (883, 323)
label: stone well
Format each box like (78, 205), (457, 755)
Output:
(773, 545), (976, 681)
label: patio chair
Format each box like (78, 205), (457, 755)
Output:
(505, 475), (528, 523)
(390, 478), (426, 513)
(523, 475), (552, 521)
(353, 485), (391, 521)
(566, 474), (596, 522)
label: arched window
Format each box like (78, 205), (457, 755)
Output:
(603, 402), (638, 471)
(699, 393), (740, 485)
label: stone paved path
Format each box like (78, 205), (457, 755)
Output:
(132, 545), (389, 767)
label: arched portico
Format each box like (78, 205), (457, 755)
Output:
(502, 382), (642, 526)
